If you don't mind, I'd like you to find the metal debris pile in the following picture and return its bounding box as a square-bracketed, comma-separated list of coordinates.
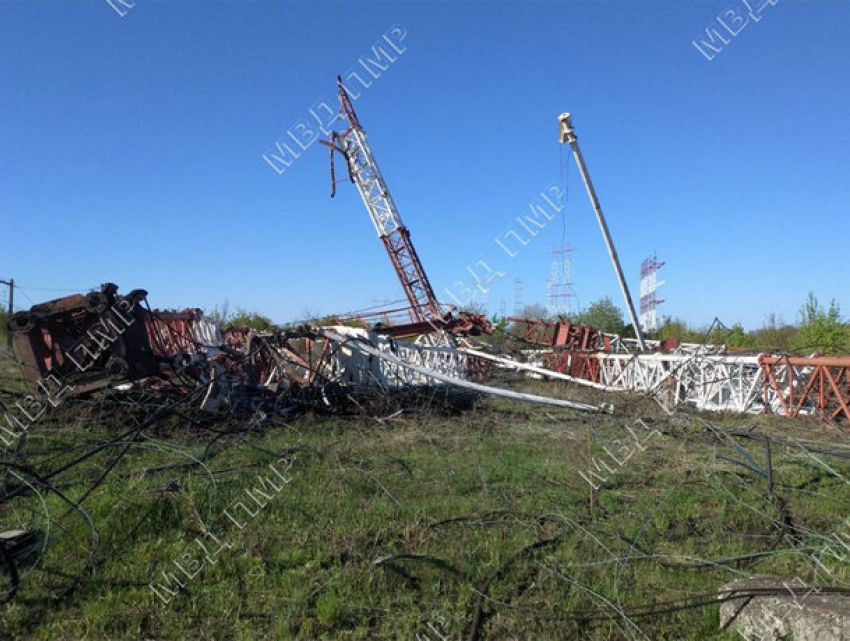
[5, 284, 600, 419]
[7, 282, 850, 435]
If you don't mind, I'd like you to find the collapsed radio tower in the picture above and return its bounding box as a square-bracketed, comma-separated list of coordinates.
[321, 77, 441, 324]
[319, 76, 490, 338]
[546, 245, 573, 318]
[639, 253, 665, 333]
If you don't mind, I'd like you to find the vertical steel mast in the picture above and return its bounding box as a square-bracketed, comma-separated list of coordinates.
[558, 112, 647, 352]
[323, 77, 442, 324]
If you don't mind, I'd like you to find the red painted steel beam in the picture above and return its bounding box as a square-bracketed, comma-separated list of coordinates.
[759, 354, 850, 424]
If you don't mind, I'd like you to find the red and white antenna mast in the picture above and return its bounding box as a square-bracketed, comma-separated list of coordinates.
[322, 76, 442, 324]
[640, 253, 666, 332]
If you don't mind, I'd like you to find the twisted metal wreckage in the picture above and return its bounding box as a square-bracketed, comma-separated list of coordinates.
[5, 284, 850, 425]
[3, 283, 599, 416]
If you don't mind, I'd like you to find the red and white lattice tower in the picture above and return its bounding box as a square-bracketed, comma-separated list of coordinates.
[546, 245, 573, 318]
[639, 253, 665, 332]
[323, 77, 442, 324]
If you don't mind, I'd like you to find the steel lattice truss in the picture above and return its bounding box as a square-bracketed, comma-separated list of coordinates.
[325, 77, 441, 324]
[590, 352, 765, 413]
[322, 326, 469, 388]
[543, 349, 850, 422]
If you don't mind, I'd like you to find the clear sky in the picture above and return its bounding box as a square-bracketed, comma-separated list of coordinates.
[1, 0, 848, 329]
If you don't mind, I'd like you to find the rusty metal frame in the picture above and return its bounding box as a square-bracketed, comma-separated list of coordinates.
[759, 355, 850, 422]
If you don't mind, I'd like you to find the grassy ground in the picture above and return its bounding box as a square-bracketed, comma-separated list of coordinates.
[1, 350, 849, 640]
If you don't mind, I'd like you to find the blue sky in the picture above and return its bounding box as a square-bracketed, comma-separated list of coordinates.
[1, 0, 848, 329]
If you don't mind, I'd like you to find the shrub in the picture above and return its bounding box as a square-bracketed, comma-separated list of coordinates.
[796, 292, 847, 354]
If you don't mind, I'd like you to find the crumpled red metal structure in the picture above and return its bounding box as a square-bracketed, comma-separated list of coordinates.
[509, 317, 608, 351]
[8, 284, 156, 397]
[12, 287, 850, 425]
[8, 284, 237, 403]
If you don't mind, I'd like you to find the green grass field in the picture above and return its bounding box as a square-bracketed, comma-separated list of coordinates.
[1, 350, 849, 640]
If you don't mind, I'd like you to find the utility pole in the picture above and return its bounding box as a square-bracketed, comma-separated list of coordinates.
[0, 278, 13, 350]
[558, 113, 647, 351]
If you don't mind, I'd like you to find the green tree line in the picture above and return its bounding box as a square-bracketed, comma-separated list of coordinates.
[653, 293, 848, 353]
[488, 292, 849, 354]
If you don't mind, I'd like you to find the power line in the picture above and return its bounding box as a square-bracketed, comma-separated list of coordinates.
[15, 288, 34, 307]
[14, 284, 93, 293]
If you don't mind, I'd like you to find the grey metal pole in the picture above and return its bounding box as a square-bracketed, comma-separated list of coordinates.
[8, 279, 13, 350]
[1, 279, 12, 350]
[558, 113, 647, 352]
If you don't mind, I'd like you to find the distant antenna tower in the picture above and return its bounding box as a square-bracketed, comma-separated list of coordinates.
[514, 277, 522, 315]
[500, 298, 506, 317]
[546, 245, 573, 318]
[639, 253, 665, 332]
